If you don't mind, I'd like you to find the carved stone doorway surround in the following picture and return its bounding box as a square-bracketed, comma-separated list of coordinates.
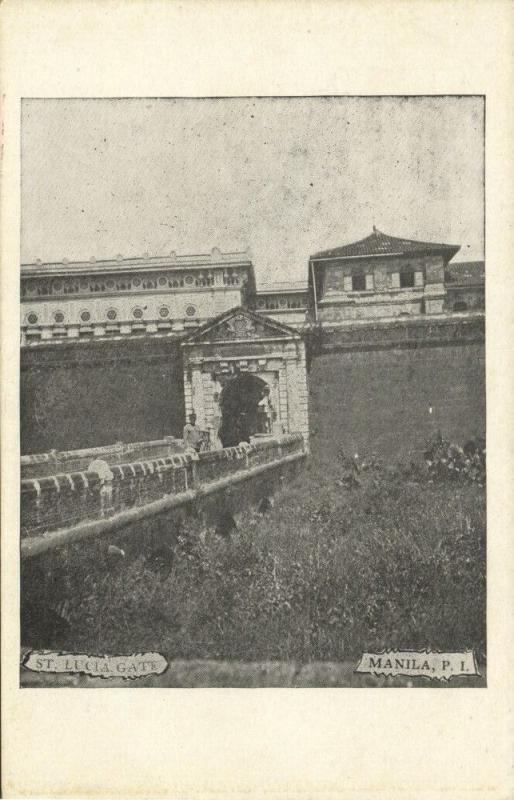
[181, 307, 309, 449]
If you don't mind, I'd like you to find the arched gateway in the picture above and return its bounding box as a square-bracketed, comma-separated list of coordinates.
[181, 307, 309, 449]
[218, 372, 269, 447]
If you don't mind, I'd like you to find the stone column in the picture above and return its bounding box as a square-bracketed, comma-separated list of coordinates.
[296, 342, 310, 448]
[277, 363, 289, 434]
[183, 365, 194, 418]
[423, 258, 446, 314]
[285, 355, 300, 435]
[285, 343, 309, 448]
[201, 369, 215, 432]
[191, 363, 205, 427]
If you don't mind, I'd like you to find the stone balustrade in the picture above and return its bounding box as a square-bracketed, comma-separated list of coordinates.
[21, 437, 185, 479]
[20, 434, 305, 556]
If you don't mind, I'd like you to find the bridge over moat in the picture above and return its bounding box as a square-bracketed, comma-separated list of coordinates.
[21, 433, 307, 559]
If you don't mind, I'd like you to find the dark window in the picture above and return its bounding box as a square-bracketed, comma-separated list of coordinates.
[400, 270, 415, 288]
[453, 301, 468, 312]
[352, 273, 366, 291]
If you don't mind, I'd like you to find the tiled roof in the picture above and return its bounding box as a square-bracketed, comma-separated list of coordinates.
[311, 228, 460, 260]
[256, 280, 308, 294]
[445, 261, 485, 286]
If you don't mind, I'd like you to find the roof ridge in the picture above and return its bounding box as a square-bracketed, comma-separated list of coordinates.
[311, 228, 460, 260]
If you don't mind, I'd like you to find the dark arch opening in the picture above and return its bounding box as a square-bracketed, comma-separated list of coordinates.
[219, 372, 269, 448]
[453, 301, 468, 312]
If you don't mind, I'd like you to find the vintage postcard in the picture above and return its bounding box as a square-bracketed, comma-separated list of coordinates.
[1, 2, 513, 798]
[18, 94, 486, 689]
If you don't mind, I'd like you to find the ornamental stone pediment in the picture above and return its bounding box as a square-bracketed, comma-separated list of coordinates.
[182, 306, 300, 346]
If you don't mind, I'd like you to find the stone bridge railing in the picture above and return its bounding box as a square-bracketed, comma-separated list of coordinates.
[21, 437, 185, 479]
[21, 434, 306, 559]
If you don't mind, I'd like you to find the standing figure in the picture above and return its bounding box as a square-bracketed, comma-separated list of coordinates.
[183, 412, 203, 453]
[210, 391, 223, 450]
[257, 385, 273, 434]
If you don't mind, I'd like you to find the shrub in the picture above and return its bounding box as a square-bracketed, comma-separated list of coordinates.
[22, 438, 486, 664]
[424, 434, 485, 485]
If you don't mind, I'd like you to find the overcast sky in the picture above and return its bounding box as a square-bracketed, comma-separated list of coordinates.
[21, 97, 484, 283]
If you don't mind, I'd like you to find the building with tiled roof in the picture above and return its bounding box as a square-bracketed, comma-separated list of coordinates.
[445, 261, 485, 285]
[309, 227, 461, 325]
[312, 228, 460, 261]
[19, 230, 484, 455]
[444, 261, 485, 313]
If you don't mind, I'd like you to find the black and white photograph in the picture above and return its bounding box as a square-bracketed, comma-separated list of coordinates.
[19, 95, 486, 688]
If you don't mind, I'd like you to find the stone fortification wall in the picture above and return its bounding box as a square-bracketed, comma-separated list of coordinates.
[309, 341, 485, 463]
[21, 337, 185, 454]
[317, 312, 484, 352]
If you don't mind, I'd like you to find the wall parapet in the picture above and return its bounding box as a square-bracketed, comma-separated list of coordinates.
[21, 437, 185, 479]
[20, 434, 306, 558]
[317, 312, 484, 353]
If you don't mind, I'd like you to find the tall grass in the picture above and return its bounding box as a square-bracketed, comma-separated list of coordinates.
[25, 441, 485, 663]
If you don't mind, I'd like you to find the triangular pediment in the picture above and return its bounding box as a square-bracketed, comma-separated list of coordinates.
[183, 306, 300, 345]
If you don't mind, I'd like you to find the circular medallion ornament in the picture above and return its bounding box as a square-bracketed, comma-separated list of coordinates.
[54, 311, 65, 324]
[185, 305, 196, 317]
[159, 306, 170, 318]
[185, 275, 194, 285]
[159, 276, 166, 286]
[133, 307, 143, 319]
[133, 277, 141, 287]
[107, 308, 117, 321]
[233, 315, 250, 335]
[80, 310, 91, 323]
[27, 312, 38, 325]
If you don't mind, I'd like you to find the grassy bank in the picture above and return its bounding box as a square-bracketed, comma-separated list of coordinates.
[23, 440, 486, 663]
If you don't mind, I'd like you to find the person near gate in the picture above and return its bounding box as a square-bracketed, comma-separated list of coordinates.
[183, 412, 204, 453]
